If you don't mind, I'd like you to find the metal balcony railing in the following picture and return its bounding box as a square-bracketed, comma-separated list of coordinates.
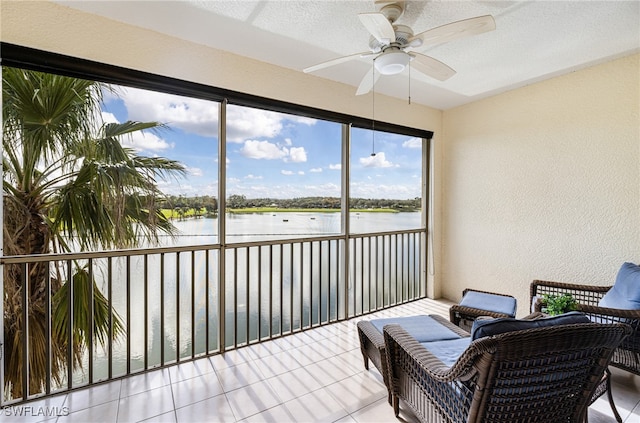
[0, 228, 427, 405]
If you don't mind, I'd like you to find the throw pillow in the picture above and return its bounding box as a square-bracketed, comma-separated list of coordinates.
[599, 262, 640, 310]
[470, 311, 590, 341]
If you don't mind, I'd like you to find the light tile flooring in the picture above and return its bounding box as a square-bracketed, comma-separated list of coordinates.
[4, 298, 639, 423]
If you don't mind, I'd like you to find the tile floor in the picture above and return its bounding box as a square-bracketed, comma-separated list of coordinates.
[3, 298, 639, 422]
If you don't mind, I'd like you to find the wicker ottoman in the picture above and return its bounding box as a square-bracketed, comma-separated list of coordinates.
[357, 314, 469, 403]
[449, 288, 517, 332]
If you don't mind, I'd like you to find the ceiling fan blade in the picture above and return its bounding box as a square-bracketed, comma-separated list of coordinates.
[356, 67, 381, 96]
[408, 15, 495, 49]
[359, 12, 396, 44]
[410, 53, 456, 81]
[303, 51, 374, 73]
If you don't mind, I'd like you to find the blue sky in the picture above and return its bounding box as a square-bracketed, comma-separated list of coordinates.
[102, 86, 423, 199]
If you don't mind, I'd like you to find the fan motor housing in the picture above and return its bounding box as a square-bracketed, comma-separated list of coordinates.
[369, 24, 413, 52]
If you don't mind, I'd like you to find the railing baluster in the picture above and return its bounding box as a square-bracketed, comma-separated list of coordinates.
[318, 241, 323, 324]
[309, 241, 314, 327]
[373, 237, 377, 309]
[327, 240, 332, 322]
[269, 244, 273, 339]
[338, 240, 342, 320]
[126, 256, 131, 374]
[88, 258, 94, 384]
[360, 238, 364, 314]
[299, 242, 304, 331]
[401, 233, 405, 303]
[384, 235, 389, 307]
[245, 247, 250, 345]
[66, 260, 73, 390]
[108, 257, 113, 379]
[367, 237, 371, 312]
[191, 251, 196, 358]
[417, 233, 420, 297]
[21, 263, 29, 400]
[257, 246, 262, 341]
[176, 252, 181, 362]
[45, 262, 51, 395]
[144, 254, 149, 369]
[289, 243, 294, 334]
[279, 244, 283, 336]
[205, 251, 210, 353]
[160, 253, 165, 366]
[233, 247, 238, 348]
[395, 234, 400, 304]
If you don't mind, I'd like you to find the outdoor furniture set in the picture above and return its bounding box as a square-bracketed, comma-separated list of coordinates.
[357, 262, 640, 423]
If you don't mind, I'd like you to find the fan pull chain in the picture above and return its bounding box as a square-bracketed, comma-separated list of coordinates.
[408, 62, 412, 105]
[371, 62, 376, 156]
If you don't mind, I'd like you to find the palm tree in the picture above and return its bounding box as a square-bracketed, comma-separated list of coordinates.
[2, 68, 186, 398]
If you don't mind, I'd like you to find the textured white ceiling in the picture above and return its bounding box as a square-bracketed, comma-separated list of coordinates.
[55, 0, 640, 110]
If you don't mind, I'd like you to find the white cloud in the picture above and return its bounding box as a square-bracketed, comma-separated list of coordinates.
[284, 138, 293, 146]
[245, 174, 263, 180]
[286, 146, 307, 163]
[309, 168, 323, 173]
[329, 163, 342, 170]
[298, 171, 305, 175]
[281, 170, 294, 175]
[227, 107, 283, 143]
[359, 152, 397, 168]
[186, 167, 203, 177]
[226, 107, 317, 143]
[112, 87, 317, 143]
[239, 140, 308, 163]
[402, 137, 422, 149]
[121, 131, 173, 152]
[240, 140, 288, 160]
[101, 111, 118, 124]
[113, 88, 318, 143]
[115, 87, 219, 137]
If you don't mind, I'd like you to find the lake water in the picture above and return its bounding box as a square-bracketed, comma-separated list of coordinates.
[167, 211, 422, 245]
[77, 211, 422, 384]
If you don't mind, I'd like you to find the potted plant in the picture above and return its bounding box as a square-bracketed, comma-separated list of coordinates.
[541, 293, 578, 316]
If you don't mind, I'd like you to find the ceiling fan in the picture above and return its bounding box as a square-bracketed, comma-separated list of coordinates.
[303, 1, 496, 95]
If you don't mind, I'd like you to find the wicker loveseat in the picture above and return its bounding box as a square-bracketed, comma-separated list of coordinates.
[383, 319, 631, 423]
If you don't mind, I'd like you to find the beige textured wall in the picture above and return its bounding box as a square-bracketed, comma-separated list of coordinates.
[441, 54, 640, 314]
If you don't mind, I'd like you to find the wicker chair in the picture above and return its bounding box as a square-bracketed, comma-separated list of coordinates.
[530, 280, 640, 375]
[531, 279, 640, 421]
[449, 288, 517, 332]
[383, 322, 631, 423]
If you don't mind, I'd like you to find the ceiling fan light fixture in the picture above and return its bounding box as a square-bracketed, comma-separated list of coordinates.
[374, 50, 410, 75]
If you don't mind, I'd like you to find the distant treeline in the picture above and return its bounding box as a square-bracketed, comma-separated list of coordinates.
[161, 195, 421, 214]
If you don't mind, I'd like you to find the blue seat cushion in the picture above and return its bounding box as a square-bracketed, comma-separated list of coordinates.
[599, 262, 640, 310]
[420, 337, 471, 367]
[371, 315, 462, 343]
[470, 311, 590, 341]
[459, 291, 517, 317]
